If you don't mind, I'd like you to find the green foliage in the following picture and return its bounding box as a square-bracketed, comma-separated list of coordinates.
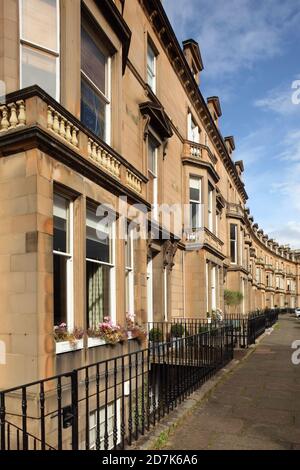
[170, 323, 185, 338]
[224, 289, 244, 307]
[199, 325, 209, 334]
[149, 328, 163, 342]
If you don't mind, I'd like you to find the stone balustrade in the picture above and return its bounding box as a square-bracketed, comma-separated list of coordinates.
[0, 87, 147, 199]
[189, 143, 201, 158]
[126, 169, 142, 194]
[0, 100, 26, 131]
[47, 106, 79, 148]
[88, 138, 121, 179]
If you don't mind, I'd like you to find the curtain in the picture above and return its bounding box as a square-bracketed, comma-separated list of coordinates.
[87, 262, 109, 328]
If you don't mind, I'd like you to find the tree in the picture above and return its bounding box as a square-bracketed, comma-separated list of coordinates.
[224, 289, 244, 314]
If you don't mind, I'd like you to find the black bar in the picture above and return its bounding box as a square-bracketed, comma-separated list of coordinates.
[70, 370, 79, 451]
[0, 392, 5, 450]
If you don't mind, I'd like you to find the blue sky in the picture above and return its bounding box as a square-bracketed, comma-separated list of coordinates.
[164, 0, 300, 248]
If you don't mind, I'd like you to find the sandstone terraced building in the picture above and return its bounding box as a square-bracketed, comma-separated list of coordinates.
[0, 0, 299, 392]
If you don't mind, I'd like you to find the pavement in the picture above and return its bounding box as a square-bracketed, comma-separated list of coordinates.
[164, 315, 300, 450]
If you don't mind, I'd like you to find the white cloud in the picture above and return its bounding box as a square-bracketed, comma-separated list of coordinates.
[268, 221, 300, 249]
[277, 129, 300, 162]
[164, 0, 300, 78]
[254, 81, 300, 116]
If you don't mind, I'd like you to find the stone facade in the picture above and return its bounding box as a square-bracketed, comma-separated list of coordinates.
[0, 0, 299, 389]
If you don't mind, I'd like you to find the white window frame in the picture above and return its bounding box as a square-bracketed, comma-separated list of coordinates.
[206, 262, 209, 313]
[215, 211, 219, 238]
[125, 224, 134, 315]
[147, 41, 157, 93]
[187, 113, 200, 143]
[230, 224, 238, 265]
[89, 400, 121, 450]
[208, 184, 214, 232]
[81, 23, 112, 144]
[19, 0, 60, 101]
[163, 267, 168, 322]
[147, 256, 153, 323]
[189, 176, 202, 229]
[53, 194, 74, 330]
[211, 265, 217, 312]
[148, 136, 158, 220]
[240, 229, 243, 267]
[86, 209, 116, 324]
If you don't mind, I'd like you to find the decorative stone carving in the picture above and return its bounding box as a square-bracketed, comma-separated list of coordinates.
[163, 240, 178, 271]
[142, 114, 151, 141]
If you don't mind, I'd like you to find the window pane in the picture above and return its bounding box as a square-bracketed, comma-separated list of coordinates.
[21, 0, 58, 51]
[191, 202, 199, 229]
[190, 187, 200, 201]
[53, 194, 68, 253]
[125, 235, 132, 269]
[147, 43, 156, 90]
[81, 25, 106, 94]
[230, 241, 236, 263]
[81, 79, 106, 140]
[147, 45, 155, 70]
[189, 177, 200, 201]
[86, 209, 111, 263]
[230, 224, 236, 240]
[148, 139, 157, 174]
[87, 261, 110, 328]
[53, 254, 67, 325]
[22, 44, 57, 98]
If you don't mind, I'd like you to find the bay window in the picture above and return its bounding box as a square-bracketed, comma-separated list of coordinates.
[81, 21, 111, 143]
[230, 224, 237, 264]
[53, 193, 73, 328]
[86, 207, 115, 329]
[20, 0, 60, 100]
[125, 224, 134, 315]
[189, 176, 201, 229]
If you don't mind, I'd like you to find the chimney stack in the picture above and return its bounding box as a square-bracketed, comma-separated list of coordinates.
[207, 96, 222, 127]
[182, 39, 204, 86]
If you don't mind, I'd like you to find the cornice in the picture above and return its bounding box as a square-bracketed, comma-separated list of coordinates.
[244, 216, 299, 266]
[139, 0, 248, 202]
[94, 0, 132, 74]
[181, 157, 220, 183]
[0, 125, 150, 209]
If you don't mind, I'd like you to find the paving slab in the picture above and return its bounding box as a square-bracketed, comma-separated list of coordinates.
[164, 315, 300, 450]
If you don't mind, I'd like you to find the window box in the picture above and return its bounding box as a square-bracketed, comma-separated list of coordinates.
[55, 339, 83, 355]
[87, 337, 106, 348]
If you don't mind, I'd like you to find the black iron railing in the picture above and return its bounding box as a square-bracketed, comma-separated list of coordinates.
[147, 308, 280, 351]
[0, 326, 234, 451]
